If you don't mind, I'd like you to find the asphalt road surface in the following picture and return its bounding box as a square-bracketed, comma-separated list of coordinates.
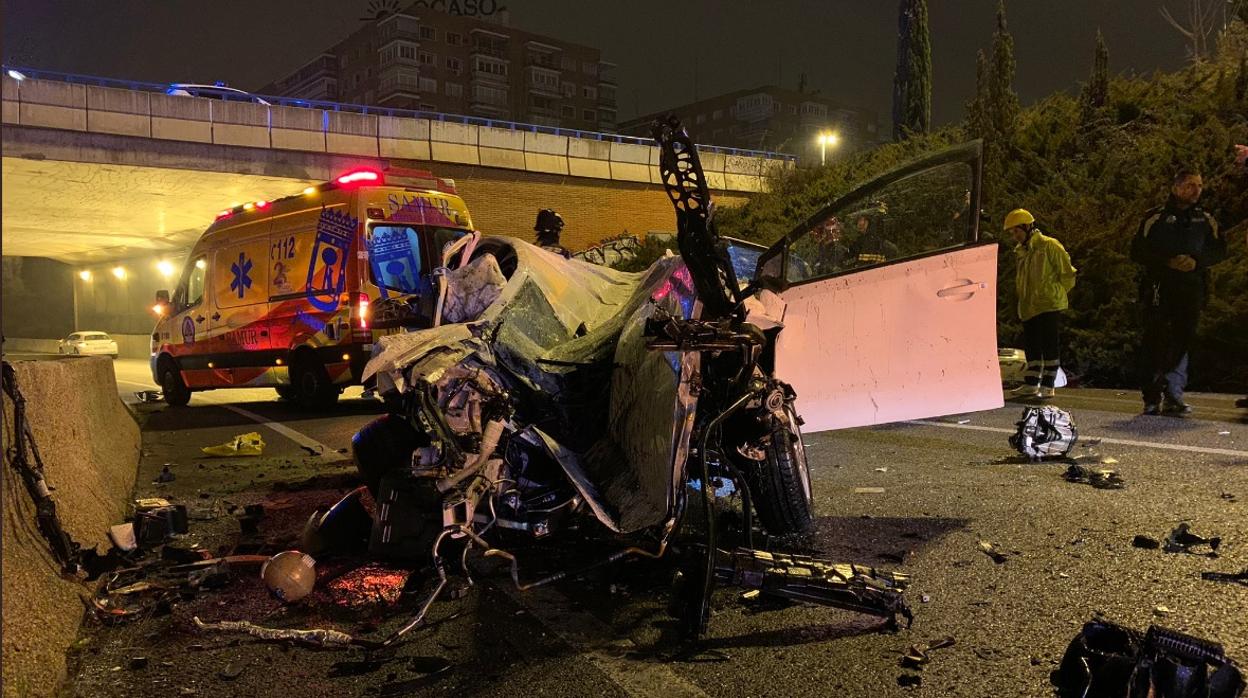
[64, 360, 1248, 697]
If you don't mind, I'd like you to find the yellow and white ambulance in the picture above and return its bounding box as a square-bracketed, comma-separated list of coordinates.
[150, 167, 474, 407]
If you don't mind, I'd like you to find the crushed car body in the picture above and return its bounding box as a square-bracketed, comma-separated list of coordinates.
[353, 116, 1003, 642]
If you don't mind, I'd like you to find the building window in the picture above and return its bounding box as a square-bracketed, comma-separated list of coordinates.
[364, 90, 375, 103]
[340, 55, 349, 68]
[399, 44, 416, 60]
[581, 85, 596, 100]
[561, 105, 575, 118]
[531, 69, 558, 89]
[581, 61, 597, 75]
[789, 104, 797, 115]
[446, 57, 462, 74]
[419, 76, 437, 93]
[560, 55, 577, 71]
[418, 51, 436, 66]
[474, 58, 507, 76]
[447, 32, 463, 46]
[419, 25, 436, 40]
[695, 113, 706, 124]
[472, 84, 508, 105]
[354, 73, 362, 88]
[445, 82, 462, 98]
[562, 82, 576, 98]
[583, 108, 596, 121]
[530, 95, 554, 110]
[712, 109, 723, 120]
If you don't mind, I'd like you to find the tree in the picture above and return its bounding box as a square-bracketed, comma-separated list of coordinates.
[1159, 0, 1226, 61]
[1080, 31, 1111, 128]
[892, 0, 932, 140]
[988, 1, 1020, 145]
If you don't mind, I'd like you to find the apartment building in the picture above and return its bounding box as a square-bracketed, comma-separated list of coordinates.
[620, 86, 879, 159]
[260, 7, 618, 131]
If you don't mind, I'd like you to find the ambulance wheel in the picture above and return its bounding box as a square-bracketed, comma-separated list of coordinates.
[292, 356, 339, 409]
[274, 385, 296, 402]
[159, 360, 191, 408]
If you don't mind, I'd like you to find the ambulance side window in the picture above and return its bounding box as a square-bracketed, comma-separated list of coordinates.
[179, 257, 206, 310]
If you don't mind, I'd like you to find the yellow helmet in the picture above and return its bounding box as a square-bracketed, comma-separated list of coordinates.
[1003, 209, 1035, 230]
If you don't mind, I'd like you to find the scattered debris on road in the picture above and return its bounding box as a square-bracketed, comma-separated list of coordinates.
[1201, 568, 1248, 587]
[1153, 605, 1173, 616]
[978, 540, 1009, 564]
[1053, 619, 1245, 698]
[854, 487, 887, 494]
[134, 390, 163, 403]
[1132, 535, 1162, 549]
[191, 617, 365, 648]
[1010, 406, 1078, 460]
[201, 432, 265, 457]
[1063, 463, 1125, 489]
[900, 636, 956, 669]
[1164, 522, 1221, 557]
[259, 551, 317, 602]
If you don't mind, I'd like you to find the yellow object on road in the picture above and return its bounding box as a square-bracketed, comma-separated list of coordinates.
[202, 431, 265, 457]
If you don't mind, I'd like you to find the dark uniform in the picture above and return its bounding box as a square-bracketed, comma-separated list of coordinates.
[1130, 198, 1225, 408]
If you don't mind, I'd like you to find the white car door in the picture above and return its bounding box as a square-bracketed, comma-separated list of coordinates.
[754, 142, 1003, 433]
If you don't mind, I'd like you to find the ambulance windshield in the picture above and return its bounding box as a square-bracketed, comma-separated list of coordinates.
[366, 225, 467, 295]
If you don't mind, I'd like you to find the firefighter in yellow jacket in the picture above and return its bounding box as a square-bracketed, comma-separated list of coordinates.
[1006, 209, 1077, 398]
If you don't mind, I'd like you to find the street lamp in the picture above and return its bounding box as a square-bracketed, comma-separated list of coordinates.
[816, 131, 840, 166]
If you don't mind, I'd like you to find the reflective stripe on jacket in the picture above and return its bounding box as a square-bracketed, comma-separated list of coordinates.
[1015, 230, 1077, 321]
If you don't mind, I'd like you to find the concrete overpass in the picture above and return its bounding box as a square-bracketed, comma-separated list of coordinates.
[1, 69, 794, 265]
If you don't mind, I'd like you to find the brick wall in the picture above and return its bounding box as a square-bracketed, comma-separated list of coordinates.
[428, 162, 753, 250]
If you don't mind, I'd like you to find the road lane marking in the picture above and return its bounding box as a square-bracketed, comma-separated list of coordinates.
[493, 582, 710, 698]
[1007, 394, 1243, 416]
[219, 404, 340, 460]
[907, 419, 1248, 459]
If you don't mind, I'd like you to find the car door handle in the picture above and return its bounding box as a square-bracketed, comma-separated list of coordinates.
[211, 312, 221, 321]
[195, 315, 205, 323]
[937, 279, 985, 299]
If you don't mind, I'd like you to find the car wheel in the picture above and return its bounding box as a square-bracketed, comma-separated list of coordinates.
[291, 355, 339, 410]
[740, 405, 815, 537]
[352, 414, 429, 495]
[159, 361, 191, 407]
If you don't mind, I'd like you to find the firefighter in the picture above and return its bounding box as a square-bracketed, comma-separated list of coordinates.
[1005, 209, 1077, 399]
[1131, 168, 1226, 416]
[534, 208, 570, 258]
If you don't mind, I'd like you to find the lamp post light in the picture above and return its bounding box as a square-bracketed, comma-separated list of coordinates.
[816, 131, 840, 166]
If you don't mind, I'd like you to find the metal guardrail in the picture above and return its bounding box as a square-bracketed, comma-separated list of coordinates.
[2, 65, 798, 162]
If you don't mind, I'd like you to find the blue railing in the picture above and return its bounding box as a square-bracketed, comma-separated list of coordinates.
[3, 65, 798, 162]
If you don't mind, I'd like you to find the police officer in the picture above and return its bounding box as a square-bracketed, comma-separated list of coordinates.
[1131, 168, 1226, 416]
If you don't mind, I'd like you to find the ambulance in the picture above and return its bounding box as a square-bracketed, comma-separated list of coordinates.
[150, 167, 474, 408]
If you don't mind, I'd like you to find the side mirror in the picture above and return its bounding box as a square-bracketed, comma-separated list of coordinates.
[156, 290, 171, 304]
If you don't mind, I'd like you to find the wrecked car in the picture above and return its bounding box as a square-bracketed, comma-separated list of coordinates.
[352, 117, 1004, 642]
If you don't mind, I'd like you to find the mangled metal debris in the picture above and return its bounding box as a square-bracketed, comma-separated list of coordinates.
[1009, 406, 1078, 460]
[191, 617, 363, 648]
[1201, 568, 1248, 587]
[1164, 522, 1222, 557]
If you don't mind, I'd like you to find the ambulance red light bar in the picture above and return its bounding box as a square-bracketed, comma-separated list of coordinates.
[335, 169, 383, 186]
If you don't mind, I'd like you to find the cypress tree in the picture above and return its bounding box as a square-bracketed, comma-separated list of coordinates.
[987, 1, 1020, 145]
[967, 49, 992, 140]
[892, 0, 932, 140]
[1080, 31, 1110, 128]
[1236, 53, 1247, 102]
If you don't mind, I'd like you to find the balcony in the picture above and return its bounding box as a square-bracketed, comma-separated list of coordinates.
[470, 43, 509, 60]
[598, 62, 617, 85]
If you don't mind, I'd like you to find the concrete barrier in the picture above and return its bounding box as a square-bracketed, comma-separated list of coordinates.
[4, 76, 790, 193]
[2, 358, 141, 698]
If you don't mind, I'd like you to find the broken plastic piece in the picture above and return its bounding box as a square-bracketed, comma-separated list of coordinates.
[1063, 464, 1125, 489]
[155, 465, 175, 483]
[109, 524, 137, 552]
[1132, 535, 1161, 550]
[201, 432, 265, 457]
[134, 390, 163, 403]
[1201, 569, 1248, 587]
[1164, 522, 1221, 556]
[1054, 619, 1245, 698]
[978, 540, 1008, 564]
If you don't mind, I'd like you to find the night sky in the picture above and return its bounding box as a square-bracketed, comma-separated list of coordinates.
[2, 0, 1192, 130]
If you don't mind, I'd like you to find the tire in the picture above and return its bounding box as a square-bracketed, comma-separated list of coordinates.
[352, 414, 428, 495]
[159, 360, 191, 407]
[741, 406, 814, 536]
[291, 354, 339, 409]
[274, 385, 297, 402]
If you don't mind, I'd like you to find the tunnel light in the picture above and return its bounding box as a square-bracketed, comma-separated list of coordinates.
[7, 70, 26, 81]
[195, 259, 206, 269]
[302, 186, 317, 195]
[78, 270, 92, 281]
[112, 266, 127, 280]
[156, 260, 175, 278]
